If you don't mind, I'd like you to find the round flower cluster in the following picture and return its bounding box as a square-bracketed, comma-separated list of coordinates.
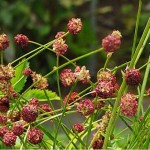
[125, 69, 141, 86]
[120, 93, 138, 117]
[77, 99, 94, 116]
[72, 123, 84, 133]
[14, 34, 29, 48]
[0, 33, 10, 50]
[102, 30, 122, 53]
[63, 92, 80, 106]
[27, 128, 43, 145]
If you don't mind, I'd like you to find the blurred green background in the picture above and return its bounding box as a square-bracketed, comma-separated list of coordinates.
[0, 0, 150, 86]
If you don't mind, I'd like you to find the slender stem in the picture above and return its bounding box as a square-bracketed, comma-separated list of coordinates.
[11, 45, 46, 65]
[137, 56, 150, 117]
[0, 51, 3, 64]
[103, 53, 112, 70]
[56, 56, 62, 99]
[20, 125, 30, 150]
[53, 82, 77, 149]
[131, 0, 142, 58]
[129, 18, 150, 68]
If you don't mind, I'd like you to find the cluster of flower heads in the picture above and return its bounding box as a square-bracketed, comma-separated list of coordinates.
[0, 97, 53, 147]
[52, 18, 82, 56]
[0, 17, 150, 149]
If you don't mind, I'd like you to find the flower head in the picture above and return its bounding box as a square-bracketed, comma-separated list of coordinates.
[102, 30, 122, 53]
[52, 38, 68, 56]
[27, 128, 43, 145]
[2, 131, 17, 147]
[63, 92, 80, 106]
[55, 31, 66, 41]
[23, 68, 32, 76]
[0, 97, 9, 112]
[96, 81, 114, 98]
[120, 93, 138, 117]
[77, 99, 94, 116]
[14, 34, 29, 48]
[72, 123, 84, 133]
[60, 69, 76, 87]
[22, 104, 38, 122]
[125, 69, 141, 86]
[97, 70, 116, 85]
[31, 72, 48, 89]
[12, 123, 24, 136]
[0, 33, 10, 50]
[0, 126, 9, 138]
[75, 66, 91, 84]
[67, 18, 82, 34]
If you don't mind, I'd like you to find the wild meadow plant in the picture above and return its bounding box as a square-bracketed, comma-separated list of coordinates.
[0, 3, 150, 149]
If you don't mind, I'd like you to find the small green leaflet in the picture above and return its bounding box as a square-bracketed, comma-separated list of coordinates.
[11, 59, 29, 92]
[23, 89, 60, 101]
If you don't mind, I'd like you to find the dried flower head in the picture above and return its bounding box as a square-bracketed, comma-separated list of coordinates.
[96, 81, 114, 98]
[31, 72, 48, 89]
[102, 30, 122, 53]
[67, 18, 82, 34]
[60, 69, 76, 87]
[27, 128, 43, 145]
[0, 33, 10, 50]
[14, 34, 29, 48]
[75, 66, 91, 84]
[22, 104, 38, 122]
[120, 93, 138, 117]
[125, 69, 141, 86]
[77, 99, 94, 116]
[72, 123, 84, 133]
[52, 38, 68, 56]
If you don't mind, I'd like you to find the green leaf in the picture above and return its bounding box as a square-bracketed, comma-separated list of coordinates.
[22, 89, 60, 101]
[11, 59, 29, 92]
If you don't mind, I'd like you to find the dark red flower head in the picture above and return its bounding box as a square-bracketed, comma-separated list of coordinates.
[14, 34, 29, 48]
[125, 69, 141, 86]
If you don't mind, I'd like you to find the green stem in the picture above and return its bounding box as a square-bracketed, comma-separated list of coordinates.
[20, 125, 30, 150]
[56, 56, 62, 99]
[53, 82, 77, 149]
[130, 18, 150, 68]
[137, 56, 150, 117]
[103, 53, 112, 70]
[131, 0, 142, 58]
[0, 51, 3, 64]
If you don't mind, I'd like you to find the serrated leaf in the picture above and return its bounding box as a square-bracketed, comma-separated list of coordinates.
[11, 59, 29, 92]
[23, 89, 60, 101]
